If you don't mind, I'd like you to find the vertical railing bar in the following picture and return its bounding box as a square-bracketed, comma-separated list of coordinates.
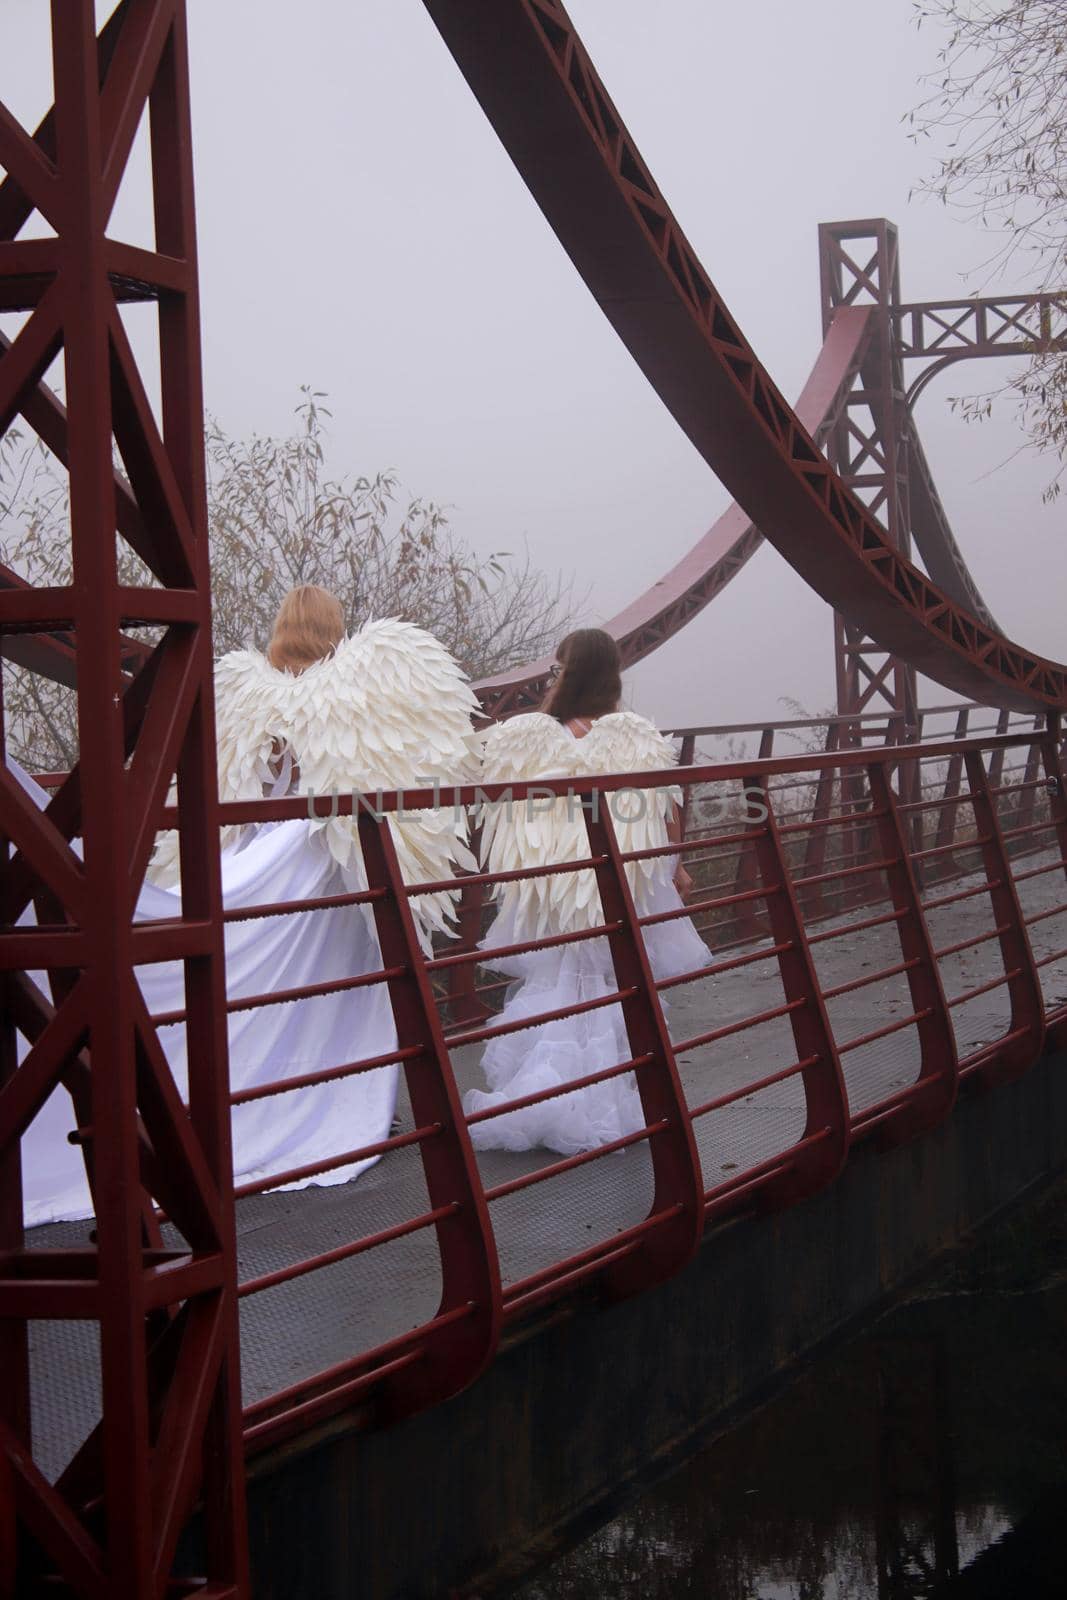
[960, 749, 1045, 1082]
[905, 709, 926, 868]
[1011, 716, 1047, 840]
[738, 773, 848, 1203]
[581, 795, 703, 1292]
[932, 707, 969, 884]
[1037, 714, 1067, 886]
[1035, 714, 1067, 1055]
[677, 733, 696, 843]
[842, 720, 875, 912]
[987, 708, 1012, 790]
[731, 728, 774, 940]
[800, 721, 840, 921]
[861, 764, 957, 1138]
[358, 811, 501, 1414]
[444, 851, 489, 1028]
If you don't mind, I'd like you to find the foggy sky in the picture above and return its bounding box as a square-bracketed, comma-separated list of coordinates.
[4, 1, 1064, 735]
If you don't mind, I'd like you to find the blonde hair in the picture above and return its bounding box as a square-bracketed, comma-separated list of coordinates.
[266, 584, 345, 674]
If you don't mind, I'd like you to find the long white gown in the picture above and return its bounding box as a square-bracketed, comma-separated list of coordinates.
[22, 809, 399, 1225]
[19, 617, 479, 1225]
[462, 712, 709, 1155]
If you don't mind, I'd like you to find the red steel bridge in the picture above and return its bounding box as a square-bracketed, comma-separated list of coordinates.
[2, 3, 1067, 1597]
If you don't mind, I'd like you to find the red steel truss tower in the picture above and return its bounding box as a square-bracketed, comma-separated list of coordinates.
[820, 220, 919, 739]
[0, 3, 248, 1595]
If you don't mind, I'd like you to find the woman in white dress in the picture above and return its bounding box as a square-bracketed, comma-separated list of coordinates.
[22, 585, 479, 1224]
[463, 628, 708, 1156]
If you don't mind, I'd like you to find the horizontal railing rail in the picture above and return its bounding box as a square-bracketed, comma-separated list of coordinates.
[150, 724, 1052, 829]
[665, 699, 1001, 741]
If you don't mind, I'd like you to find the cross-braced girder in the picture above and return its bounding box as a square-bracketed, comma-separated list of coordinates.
[0, 4, 247, 1595]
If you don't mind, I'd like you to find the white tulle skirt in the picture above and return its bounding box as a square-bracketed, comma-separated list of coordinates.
[13, 758, 399, 1226]
[463, 877, 710, 1155]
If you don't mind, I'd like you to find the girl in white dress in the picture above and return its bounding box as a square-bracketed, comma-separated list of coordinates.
[463, 629, 708, 1155]
[22, 585, 479, 1224]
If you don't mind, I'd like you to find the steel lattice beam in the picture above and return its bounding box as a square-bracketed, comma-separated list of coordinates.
[432, 0, 1067, 714]
[897, 290, 1067, 362]
[476, 255, 1065, 720]
[0, 4, 248, 1595]
[820, 220, 919, 736]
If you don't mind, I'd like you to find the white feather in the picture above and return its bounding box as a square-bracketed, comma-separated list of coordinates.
[148, 619, 479, 946]
[476, 710, 681, 941]
[148, 649, 293, 888]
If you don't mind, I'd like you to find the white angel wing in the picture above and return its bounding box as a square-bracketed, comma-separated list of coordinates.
[478, 710, 680, 941]
[147, 648, 291, 887]
[286, 618, 480, 944]
[213, 649, 296, 805]
[478, 712, 576, 786]
[477, 713, 595, 939]
[579, 712, 681, 911]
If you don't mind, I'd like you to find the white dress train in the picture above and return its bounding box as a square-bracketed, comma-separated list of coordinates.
[18, 615, 480, 1226]
[461, 710, 710, 1156]
[17, 767, 399, 1226]
[464, 879, 708, 1155]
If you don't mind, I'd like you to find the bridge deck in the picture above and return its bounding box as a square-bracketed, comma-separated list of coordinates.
[26, 850, 1067, 1481]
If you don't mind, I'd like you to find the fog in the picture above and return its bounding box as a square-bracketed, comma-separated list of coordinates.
[4, 0, 1064, 732]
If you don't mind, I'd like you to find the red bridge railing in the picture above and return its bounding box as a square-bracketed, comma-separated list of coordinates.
[138, 714, 1067, 1455]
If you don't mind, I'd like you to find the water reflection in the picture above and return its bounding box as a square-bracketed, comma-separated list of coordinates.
[513, 1215, 1067, 1599]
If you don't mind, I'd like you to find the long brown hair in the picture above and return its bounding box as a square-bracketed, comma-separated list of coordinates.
[266, 584, 345, 674]
[542, 628, 622, 724]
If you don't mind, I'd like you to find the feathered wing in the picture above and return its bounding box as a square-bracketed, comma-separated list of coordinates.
[147, 649, 292, 886]
[478, 710, 680, 941]
[477, 713, 590, 940]
[285, 618, 480, 944]
[578, 712, 681, 911]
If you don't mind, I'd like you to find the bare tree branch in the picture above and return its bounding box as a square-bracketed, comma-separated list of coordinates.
[908, 1, 1067, 497]
[1, 389, 576, 770]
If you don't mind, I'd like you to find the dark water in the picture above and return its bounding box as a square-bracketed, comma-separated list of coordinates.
[510, 1187, 1067, 1600]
